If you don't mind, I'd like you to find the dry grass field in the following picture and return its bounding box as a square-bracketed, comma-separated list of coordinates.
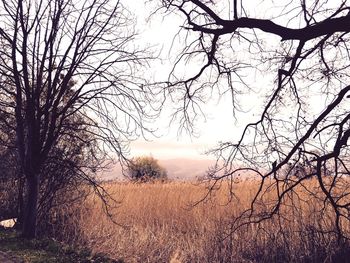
[56, 179, 350, 263]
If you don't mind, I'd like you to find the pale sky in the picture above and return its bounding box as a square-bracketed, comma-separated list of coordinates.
[124, 0, 331, 160]
[125, 0, 276, 160]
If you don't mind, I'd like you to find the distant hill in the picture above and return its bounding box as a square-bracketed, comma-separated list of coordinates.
[98, 158, 215, 181]
[159, 158, 215, 180]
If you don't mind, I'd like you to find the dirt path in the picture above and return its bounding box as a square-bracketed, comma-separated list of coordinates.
[0, 251, 23, 263]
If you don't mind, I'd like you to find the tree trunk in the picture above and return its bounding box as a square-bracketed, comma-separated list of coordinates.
[22, 173, 39, 239]
[15, 176, 25, 229]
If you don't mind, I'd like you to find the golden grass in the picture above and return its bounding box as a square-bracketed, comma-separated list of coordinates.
[64, 179, 350, 262]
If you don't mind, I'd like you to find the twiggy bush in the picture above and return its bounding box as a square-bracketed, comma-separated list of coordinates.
[127, 156, 167, 182]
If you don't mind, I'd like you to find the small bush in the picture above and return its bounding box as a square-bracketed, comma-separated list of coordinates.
[127, 156, 167, 182]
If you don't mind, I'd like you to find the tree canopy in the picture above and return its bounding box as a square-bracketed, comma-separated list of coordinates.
[157, 0, 350, 238]
[0, 0, 154, 238]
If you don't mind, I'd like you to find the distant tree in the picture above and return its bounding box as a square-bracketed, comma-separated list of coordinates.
[127, 156, 167, 182]
[0, 0, 154, 238]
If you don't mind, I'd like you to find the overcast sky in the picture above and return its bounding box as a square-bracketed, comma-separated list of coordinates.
[123, 0, 335, 160]
[123, 0, 277, 160]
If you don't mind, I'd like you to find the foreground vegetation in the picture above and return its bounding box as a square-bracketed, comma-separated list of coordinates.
[0, 228, 119, 263]
[53, 179, 350, 263]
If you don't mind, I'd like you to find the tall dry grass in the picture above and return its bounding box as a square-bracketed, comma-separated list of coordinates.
[58, 179, 350, 262]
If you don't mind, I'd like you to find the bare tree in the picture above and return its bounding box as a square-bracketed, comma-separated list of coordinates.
[0, 0, 155, 238]
[0, 104, 103, 235]
[157, 0, 350, 239]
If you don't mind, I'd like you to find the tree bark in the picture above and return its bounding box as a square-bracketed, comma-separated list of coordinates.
[22, 172, 39, 239]
[15, 175, 25, 229]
